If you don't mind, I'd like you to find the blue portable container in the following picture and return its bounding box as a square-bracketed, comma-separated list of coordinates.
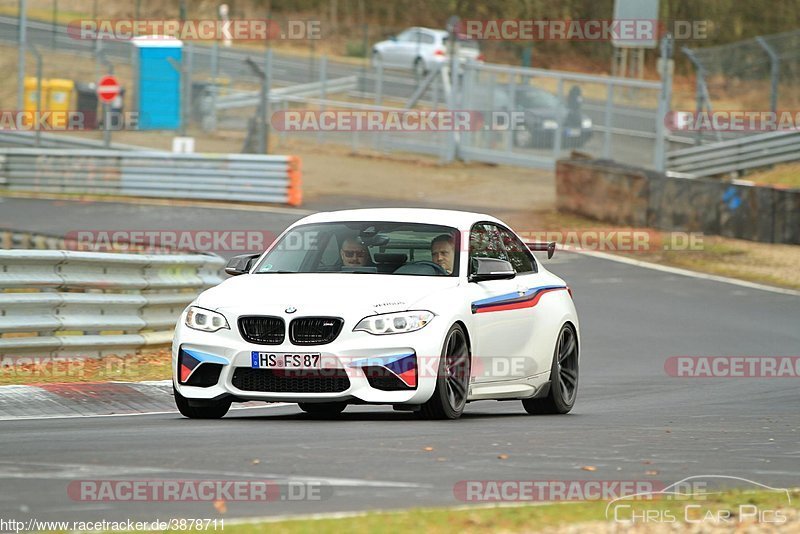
[132, 37, 183, 130]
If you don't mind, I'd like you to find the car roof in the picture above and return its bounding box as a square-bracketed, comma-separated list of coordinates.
[407, 26, 448, 37]
[294, 208, 503, 230]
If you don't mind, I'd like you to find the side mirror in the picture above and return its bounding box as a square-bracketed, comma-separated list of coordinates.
[469, 257, 516, 283]
[224, 253, 260, 276]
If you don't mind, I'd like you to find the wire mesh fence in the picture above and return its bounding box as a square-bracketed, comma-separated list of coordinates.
[683, 29, 800, 117]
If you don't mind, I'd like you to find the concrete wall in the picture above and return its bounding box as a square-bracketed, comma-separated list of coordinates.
[556, 157, 800, 245]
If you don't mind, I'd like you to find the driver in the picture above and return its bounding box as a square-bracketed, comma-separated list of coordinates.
[431, 234, 455, 274]
[340, 237, 371, 267]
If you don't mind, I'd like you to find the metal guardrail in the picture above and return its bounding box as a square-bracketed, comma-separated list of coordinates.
[216, 76, 358, 110]
[0, 249, 224, 357]
[0, 130, 153, 150]
[0, 148, 303, 205]
[666, 129, 800, 177]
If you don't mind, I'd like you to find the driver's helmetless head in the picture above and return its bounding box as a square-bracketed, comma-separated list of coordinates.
[431, 234, 455, 274]
[340, 237, 369, 266]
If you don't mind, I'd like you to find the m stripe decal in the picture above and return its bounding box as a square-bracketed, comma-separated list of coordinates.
[471, 285, 567, 314]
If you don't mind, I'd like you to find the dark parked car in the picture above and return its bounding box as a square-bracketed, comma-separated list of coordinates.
[476, 85, 594, 149]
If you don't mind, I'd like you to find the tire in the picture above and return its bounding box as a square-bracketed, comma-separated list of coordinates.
[298, 402, 347, 416]
[414, 57, 427, 79]
[418, 324, 471, 420]
[174, 386, 231, 419]
[522, 323, 578, 415]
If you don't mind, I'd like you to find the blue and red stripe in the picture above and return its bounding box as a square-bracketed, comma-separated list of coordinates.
[350, 353, 417, 388]
[471, 285, 567, 314]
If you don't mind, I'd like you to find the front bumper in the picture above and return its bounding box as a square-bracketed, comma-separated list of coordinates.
[172, 321, 447, 405]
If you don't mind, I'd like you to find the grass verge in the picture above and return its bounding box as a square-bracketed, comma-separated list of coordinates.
[502, 210, 800, 291]
[741, 162, 800, 189]
[0, 348, 171, 386]
[211, 489, 799, 534]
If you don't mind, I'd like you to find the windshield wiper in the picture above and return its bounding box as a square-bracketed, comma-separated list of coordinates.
[256, 270, 296, 274]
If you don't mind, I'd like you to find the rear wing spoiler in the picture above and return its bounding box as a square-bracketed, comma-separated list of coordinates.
[525, 241, 557, 259]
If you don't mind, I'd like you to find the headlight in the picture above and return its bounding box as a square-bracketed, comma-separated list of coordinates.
[581, 117, 592, 128]
[542, 119, 558, 129]
[354, 311, 434, 335]
[185, 306, 229, 332]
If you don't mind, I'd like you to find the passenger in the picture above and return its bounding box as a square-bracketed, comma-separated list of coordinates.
[340, 237, 371, 267]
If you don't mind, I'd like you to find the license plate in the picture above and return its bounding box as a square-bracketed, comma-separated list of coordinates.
[566, 128, 581, 137]
[251, 352, 322, 369]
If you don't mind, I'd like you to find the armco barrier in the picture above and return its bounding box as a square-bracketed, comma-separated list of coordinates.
[556, 156, 800, 245]
[0, 250, 225, 358]
[0, 149, 302, 206]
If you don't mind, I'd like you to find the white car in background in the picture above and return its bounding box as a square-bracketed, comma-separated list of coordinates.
[372, 27, 483, 77]
[173, 209, 579, 420]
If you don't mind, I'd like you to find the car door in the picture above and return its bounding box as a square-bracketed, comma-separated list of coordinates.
[383, 29, 414, 67]
[466, 223, 532, 384]
[411, 30, 436, 68]
[495, 225, 557, 379]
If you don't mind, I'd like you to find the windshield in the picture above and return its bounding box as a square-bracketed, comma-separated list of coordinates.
[255, 222, 460, 276]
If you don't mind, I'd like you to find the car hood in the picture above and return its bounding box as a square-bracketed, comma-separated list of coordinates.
[196, 273, 460, 317]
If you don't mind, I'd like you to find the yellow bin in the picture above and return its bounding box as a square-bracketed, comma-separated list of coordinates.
[23, 77, 49, 128]
[47, 78, 75, 129]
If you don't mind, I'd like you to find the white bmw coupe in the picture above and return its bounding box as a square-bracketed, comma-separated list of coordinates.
[173, 209, 580, 420]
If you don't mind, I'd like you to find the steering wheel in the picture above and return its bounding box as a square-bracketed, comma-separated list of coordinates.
[406, 260, 448, 275]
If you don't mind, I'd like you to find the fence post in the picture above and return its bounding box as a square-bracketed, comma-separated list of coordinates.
[755, 37, 779, 115]
[317, 55, 327, 145]
[374, 60, 383, 151]
[505, 73, 517, 154]
[552, 77, 563, 159]
[17, 0, 27, 113]
[31, 45, 42, 148]
[654, 34, 673, 171]
[603, 83, 613, 159]
[264, 48, 272, 153]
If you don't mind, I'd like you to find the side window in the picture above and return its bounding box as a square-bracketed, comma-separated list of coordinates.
[469, 223, 508, 273]
[419, 32, 435, 45]
[396, 30, 413, 42]
[498, 227, 536, 274]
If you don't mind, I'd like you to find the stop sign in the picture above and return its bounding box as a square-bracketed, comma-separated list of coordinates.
[97, 75, 120, 103]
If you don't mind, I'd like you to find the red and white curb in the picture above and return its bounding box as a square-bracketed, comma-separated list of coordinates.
[0, 380, 286, 420]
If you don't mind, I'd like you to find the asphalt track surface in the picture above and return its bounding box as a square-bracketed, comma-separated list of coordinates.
[1, 197, 799, 523]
